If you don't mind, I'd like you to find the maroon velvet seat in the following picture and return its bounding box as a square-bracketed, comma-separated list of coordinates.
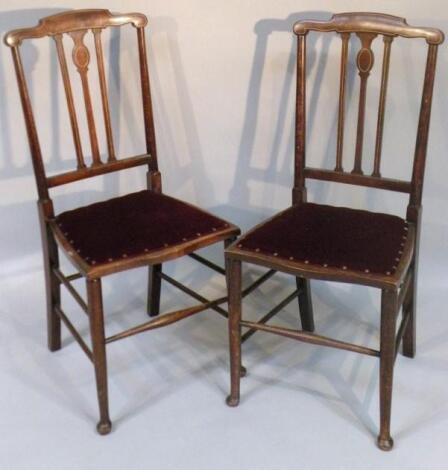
[236, 203, 409, 277]
[56, 190, 232, 266]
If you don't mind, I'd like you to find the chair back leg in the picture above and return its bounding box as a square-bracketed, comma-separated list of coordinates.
[378, 288, 398, 450]
[402, 264, 417, 357]
[147, 264, 162, 317]
[296, 277, 315, 332]
[87, 278, 112, 435]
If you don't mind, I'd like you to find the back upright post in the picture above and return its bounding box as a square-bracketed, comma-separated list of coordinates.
[293, 33, 307, 205]
[136, 26, 160, 189]
[403, 43, 440, 358]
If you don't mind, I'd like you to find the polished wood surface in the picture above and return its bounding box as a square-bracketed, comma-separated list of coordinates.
[293, 12, 444, 44]
[4, 9, 147, 46]
[4, 9, 241, 435]
[226, 12, 443, 451]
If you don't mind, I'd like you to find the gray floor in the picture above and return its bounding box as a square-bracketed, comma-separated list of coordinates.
[1, 243, 447, 470]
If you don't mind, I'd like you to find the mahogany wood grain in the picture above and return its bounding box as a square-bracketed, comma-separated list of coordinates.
[69, 30, 101, 165]
[226, 12, 443, 451]
[293, 12, 444, 44]
[54, 34, 85, 168]
[93, 29, 116, 162]
[353, 33, 376, 175]
[335, 33, 349, 172]
[5, 9, 241, 436]
[373, 36, 393, 177]
[293, 34, 306, 204]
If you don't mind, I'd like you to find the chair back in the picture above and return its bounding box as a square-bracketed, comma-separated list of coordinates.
[4, 9, 158, 204]
[292, 12, 444, 223]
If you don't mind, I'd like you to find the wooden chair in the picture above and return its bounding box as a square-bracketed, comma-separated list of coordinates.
[4, 9, 243, 435]
[225, 12, 444, 450]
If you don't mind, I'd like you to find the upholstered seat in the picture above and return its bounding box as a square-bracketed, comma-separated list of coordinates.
[236, 203, 409, 277]
[56, 189, 235, 266]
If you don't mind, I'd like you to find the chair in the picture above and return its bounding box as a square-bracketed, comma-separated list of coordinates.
[4, 9, 242, 435]
[225, 12, 443, 450]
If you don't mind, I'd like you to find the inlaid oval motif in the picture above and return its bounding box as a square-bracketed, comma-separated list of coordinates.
[356, 48, 374, 74]
[73, 44, 90, 70]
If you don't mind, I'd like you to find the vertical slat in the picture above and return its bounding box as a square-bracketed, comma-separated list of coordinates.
[353, 33, 376, 175]
[54, 35, 86, 169]
[69, 30, 101, 166]
[136, 27, 158, 170]
[293, 34, 307, 204]
[10, 46, 49, 200]
[409, 44, 439, 211]
[93, 29, 116, 162]
[335, 33, 350, 172]
[373, 36, 393, 177]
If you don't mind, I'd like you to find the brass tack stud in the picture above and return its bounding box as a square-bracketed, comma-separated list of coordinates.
[85, 256, 90, 260]
[395, 257, 400, 262]
[91, 260, 96, 265]
[164, 243, 169, 248]
[224, 224, 229, 227]
[323, 263, 328, 268]
[237, 244, 243, 248]
[386, 271, 391, 275]
[404, 226, 408, 231]
[402, 235, 407, 240]
[212, 227, 217, 232]
[255, 248, 260, 252]
[182, 238, 187, 242]
[108, 258, 113, 262]
[273, 252, 278, 257]
[304, 260, 309, 264]
[342, 266, 347, 270]
[400, 242, 405, 247]
[364, 269, 370, 273]
[122, 254, 127, 258]
[69, 240, 74, 244]
[393, 265, 397, 270]
[144, 248, 149, 252]
[196, 232, 201, 236]
[289, 256, 294, 260]
[63, 232, 68, 236]
[76, 249, 81, 253]
[398, 250, 403, 255]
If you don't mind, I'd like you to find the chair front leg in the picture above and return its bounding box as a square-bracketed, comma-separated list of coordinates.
[377, 288, 398, 451]
[87, 278, 112, 435]
[147, 264, 162, 317]
[296, 277, 315, 332]
[226, 257, 242, 406]
[40, 218, 61, 352]
[402, 265, 416, 358]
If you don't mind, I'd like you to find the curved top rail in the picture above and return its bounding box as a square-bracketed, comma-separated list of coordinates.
[4, 9, 147, 47]
[293, 12, 444, 44]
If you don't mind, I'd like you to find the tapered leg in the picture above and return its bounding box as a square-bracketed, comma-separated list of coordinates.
[377, 288, 398, 451]
[39, 210, 61, 352]
[296, 277, 315, 332]
[402, 266, 416, 358]
[87, 278, 111, 435]
[147, 264, 162, 317]
[226, 258, 242, 406]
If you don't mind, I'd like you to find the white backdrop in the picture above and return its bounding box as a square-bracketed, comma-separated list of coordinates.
[1, 1, 447, 469]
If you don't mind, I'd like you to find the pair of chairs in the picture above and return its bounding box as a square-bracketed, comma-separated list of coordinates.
[5, 10, 443, 450]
